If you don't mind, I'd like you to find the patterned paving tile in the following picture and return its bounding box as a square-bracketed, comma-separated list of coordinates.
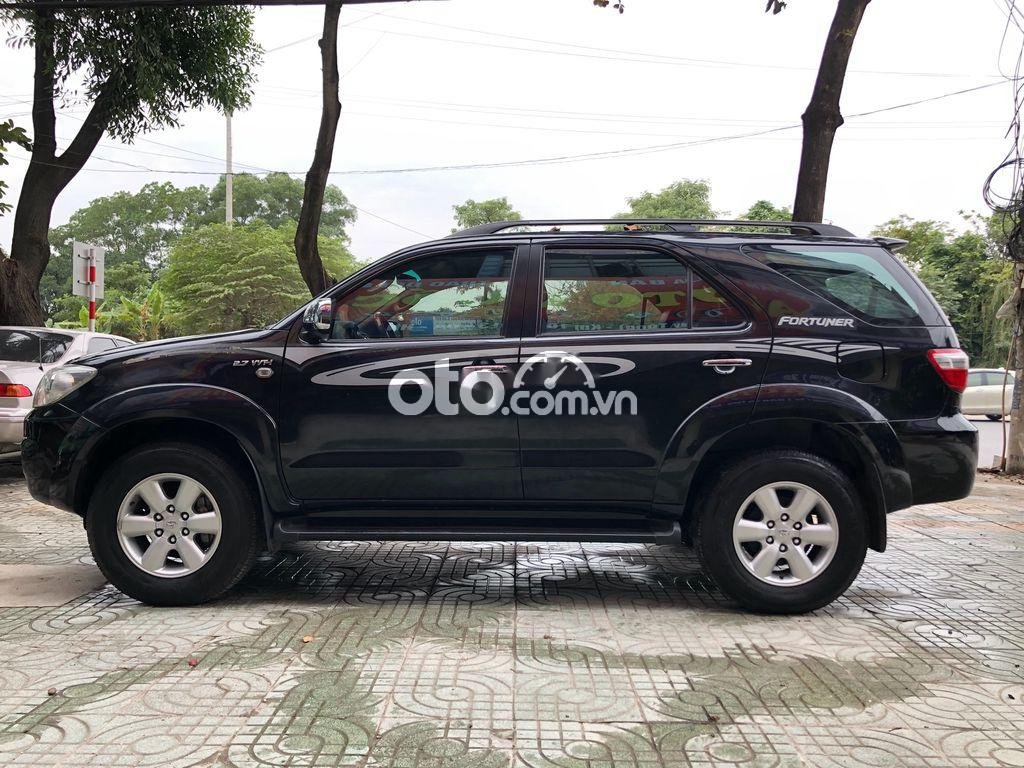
[0, 472, 1022, 766]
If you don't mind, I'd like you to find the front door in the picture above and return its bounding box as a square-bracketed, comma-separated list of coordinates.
[279, 244, 526, 501]
[516, 240, 770, 502]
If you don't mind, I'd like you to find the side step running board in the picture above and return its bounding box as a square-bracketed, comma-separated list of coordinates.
[274, 515, 681, 545]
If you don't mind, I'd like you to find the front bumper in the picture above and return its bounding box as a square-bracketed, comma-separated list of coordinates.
[891, 413, 978, 505]
[21, 404, 103, 514]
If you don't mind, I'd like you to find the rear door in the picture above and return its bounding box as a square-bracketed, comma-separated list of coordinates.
[516, 239, 771, 502]
[279, 243, 527, 501]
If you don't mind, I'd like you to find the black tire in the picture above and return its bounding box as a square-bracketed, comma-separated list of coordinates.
[694, 450, 868, 614]
[986, 414, 1003, 421]
[86, 442, 260, 606]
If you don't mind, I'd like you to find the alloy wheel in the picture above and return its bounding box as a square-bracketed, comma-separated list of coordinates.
[732, 481, 839, 587]
[115, 473, 223, 578]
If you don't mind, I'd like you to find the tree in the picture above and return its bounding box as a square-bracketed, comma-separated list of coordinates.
[203, 172, 356, 236]
[294, 2, 343, 298]
[616, 180, 716, 220]
[112, 285, 171, 341]
[43, 182, 207, 314]
[872, 215, 1013, 367]
[0, 119, 31, 216]
[160, 221, 359, 336]
[452, 198, 522, 231]
[870, 215, 952, 264]
[743, 200, 792, 221]
[783, 0, 872, 222]
[48, 260, 153, 328]
[0, 5, 260, 326]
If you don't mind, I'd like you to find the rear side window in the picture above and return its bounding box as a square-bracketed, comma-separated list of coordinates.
[743, 245, 944, 326]
[967, 372, 988, 387]
[542, 248, 744, 334]
[87, 337, 117, 354]
[0, 330, 73, 363]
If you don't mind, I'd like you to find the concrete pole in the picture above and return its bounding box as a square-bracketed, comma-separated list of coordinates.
[1006, 263, 1024, 473]
[225, 112, 234, 227]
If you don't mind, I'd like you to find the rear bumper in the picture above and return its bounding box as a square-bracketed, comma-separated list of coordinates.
[0, 409, 28, 450]
[891, 414, 978, 505]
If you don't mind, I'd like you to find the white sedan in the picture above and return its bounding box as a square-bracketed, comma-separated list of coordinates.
[961, 368, 1016, 421]
[0, 327, 133, 454]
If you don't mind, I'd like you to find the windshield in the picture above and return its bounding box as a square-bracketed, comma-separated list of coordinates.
[0, 330, 74, 364]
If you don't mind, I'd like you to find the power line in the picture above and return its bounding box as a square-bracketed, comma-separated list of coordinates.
[5, 80, 1005, 178]
[367, 10, 1000, 79]
[342, 23, 1004, 80]
[253, 88, 1008, 127]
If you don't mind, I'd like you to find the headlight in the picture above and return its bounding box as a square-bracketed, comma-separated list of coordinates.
[33, 365, 97, 408]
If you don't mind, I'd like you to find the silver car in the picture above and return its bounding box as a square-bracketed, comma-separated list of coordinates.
[0, 327, 134, 454]
[961, 368, 1016, 421]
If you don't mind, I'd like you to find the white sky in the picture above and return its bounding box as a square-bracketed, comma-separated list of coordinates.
[0, 0, 1019, 262]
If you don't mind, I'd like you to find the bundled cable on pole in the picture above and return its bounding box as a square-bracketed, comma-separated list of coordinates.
[983, 0, 1024, 472]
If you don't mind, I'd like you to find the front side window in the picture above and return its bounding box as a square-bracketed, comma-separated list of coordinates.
[967, 371, 987, 388]
[330, 249, 513, 340]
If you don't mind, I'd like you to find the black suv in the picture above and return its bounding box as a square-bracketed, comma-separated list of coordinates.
[22, 220, 978, 612]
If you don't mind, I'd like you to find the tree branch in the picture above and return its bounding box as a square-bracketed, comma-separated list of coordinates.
[54, 74, 119, 191]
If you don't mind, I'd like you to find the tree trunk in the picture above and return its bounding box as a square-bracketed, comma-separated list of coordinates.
[0, 8, 116, 326]
[294, 1, 342, 297]
[792, 0, 870, 223]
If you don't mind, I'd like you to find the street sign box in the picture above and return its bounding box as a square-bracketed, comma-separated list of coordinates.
[72, 242, 104, 300]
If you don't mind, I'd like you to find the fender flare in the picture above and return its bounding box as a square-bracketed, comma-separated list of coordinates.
[72, 384, 298, 544]
[655, 383, 913, 552]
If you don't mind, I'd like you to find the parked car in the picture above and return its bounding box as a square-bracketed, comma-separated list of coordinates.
[1, 328, 133, 454]
[961, 368, 1015, 421]
[21, 220, 978, 612]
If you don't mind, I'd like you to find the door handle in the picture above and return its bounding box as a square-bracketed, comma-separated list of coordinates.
[702, 358, 752, 375]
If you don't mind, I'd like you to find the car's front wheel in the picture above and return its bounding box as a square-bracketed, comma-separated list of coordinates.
[986, 414, 1003, 421]
[87, 443, 260, 606]
[695, 450, 868, 614]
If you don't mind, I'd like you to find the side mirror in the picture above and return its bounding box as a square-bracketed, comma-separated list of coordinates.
[301, 298, 333, 343]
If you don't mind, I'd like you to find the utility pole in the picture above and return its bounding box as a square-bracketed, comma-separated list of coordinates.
[225, 111, 234, 227]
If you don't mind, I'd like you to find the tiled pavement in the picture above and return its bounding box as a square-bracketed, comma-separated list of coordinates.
[0, 470, 1022, 767]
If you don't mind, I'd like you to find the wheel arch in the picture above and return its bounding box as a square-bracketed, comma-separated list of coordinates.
[72, 384, 298, 549]
[666, 417, 908, 553]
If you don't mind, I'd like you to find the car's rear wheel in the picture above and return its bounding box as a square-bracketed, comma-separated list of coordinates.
[694, 450, 868, 614]
[986, 414, 1003, 421]
[87, 443, 259, 606]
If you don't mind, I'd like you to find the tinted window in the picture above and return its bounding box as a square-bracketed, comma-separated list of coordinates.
[692, 275, 745, 328]
[744, 245, 942, 325]
[542, 249, 692, 334]
[334, 249, 513, 339]
[87, 337, 117, 354]
[0, 330, 73, 364]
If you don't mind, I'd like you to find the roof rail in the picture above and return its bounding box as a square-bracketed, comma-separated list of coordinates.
[449, 219, 856, 239]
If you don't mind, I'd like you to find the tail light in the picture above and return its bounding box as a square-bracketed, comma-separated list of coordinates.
[927, 348, 969, 393]
[0, 384, 33, 398]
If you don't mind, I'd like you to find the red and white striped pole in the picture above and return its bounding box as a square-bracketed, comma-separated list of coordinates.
[87, 248, 96, 332]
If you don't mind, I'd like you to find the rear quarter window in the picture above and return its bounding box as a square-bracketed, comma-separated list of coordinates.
[742, 244, 945, 326]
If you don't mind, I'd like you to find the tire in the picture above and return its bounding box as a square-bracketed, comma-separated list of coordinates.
[986, 414, 1003, 421]
[694, 450, 868, 614]
[86, 442, 260, 606]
